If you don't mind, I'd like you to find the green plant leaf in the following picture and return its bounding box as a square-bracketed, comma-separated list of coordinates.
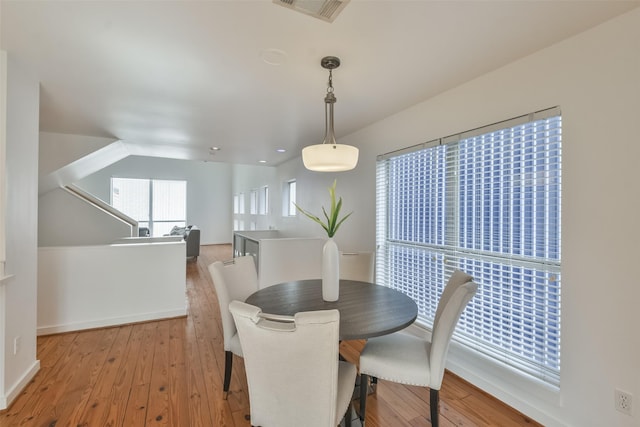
[294, 203, 330, 234]
[322, 206, 332, 227]
[333, 211, 353, 235]
[294, 180, 352, 238]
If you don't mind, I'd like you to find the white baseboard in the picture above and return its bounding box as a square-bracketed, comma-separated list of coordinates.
[0, 359, 40, 410]
[36, 308, 187, 336]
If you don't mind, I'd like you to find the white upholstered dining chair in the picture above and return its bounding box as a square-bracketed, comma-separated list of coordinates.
[358, 270, 477, 427]
[208, 255, 259, 399]
[229, 300, 358, 427]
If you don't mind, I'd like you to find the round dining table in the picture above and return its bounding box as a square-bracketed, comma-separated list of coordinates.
[245, 279, 418, 341]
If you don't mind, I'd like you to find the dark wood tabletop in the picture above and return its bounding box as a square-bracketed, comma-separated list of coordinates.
[245, 279, 418, 341]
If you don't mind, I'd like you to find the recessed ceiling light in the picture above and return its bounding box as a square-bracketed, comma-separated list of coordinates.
[258, 160, 267, 164]
[209, 146, 220, 151]
[276, 148, 286, 153]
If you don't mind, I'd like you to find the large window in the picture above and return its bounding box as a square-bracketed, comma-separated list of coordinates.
[111, 178, 187, 237]
[376, 107, 561, 386]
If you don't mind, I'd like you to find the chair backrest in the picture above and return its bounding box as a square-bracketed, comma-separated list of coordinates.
[339, 251, 375, 282]
[429, 270, 477, 389]
[229, 301, 342, 427]
[208, 256, 259, 351]
[432, 270, 473, 330]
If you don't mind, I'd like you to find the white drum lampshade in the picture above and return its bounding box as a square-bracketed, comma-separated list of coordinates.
[302, 143, 359, 172]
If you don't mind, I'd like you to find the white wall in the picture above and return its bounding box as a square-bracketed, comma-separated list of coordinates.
[38, 133, 130, 194]
[278, 9, 640, 426]
[231, 164, 279, 237]
[0, 52, 40, 409]
[255, 237, 325, 289]
[38, 242, 186, 335]
[38, 132, 118, 176]
[274, 150, 377, 253]
[77, 156, 233, 245]
[0, 54, 6, 275]
[38, 187, 133, 247]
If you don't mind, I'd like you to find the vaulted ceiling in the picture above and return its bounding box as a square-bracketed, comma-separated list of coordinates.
[2, 0, 638, 166]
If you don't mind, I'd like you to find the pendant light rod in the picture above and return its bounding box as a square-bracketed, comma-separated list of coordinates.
[322, 56, 340, 146]
[324, 77, 337, 145]
[302, 56, 359, 172]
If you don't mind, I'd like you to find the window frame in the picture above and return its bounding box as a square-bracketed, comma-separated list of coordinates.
[376, 107, 562, 387]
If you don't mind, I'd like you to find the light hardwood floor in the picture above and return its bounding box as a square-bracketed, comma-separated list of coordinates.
[0, 244, 540, 426]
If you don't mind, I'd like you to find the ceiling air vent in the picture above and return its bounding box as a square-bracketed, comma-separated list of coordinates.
[273, 0, 350, 23]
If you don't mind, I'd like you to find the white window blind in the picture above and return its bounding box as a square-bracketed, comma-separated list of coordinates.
[376, 107, 561, 386]
[111, 178, 187, 237]
[239, 193, 245, 214]
[259, 186, 269, 215]
[152, 180, 187, 236]
[112, 178, 150, 227]
[250, 189, 258, 215]
[284, 180, 297, 216]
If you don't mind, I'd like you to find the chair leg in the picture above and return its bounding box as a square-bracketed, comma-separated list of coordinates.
[223, 351, 233, 399]
[344, 398, 352, 427]
[359, 374, 368, 424]
[430, 388, 439, 427]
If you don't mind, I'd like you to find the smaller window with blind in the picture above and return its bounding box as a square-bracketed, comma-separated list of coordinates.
[238, 192, 246, 215]
[259, 186, 269, 215]
[250, 189, 258, 215]
[376, 107, 562, 387]
[282, 180, 297, 217]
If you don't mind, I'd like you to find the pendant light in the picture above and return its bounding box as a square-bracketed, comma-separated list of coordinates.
[302, 56, 359, 172]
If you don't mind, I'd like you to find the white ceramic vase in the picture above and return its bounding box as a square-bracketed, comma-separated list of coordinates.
[322, 238, 340, 301]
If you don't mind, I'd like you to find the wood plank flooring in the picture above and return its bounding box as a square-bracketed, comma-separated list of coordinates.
[0, 244, 541, 426]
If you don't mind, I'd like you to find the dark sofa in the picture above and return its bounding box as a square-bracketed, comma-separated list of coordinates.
[168, 225, 200, 259]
